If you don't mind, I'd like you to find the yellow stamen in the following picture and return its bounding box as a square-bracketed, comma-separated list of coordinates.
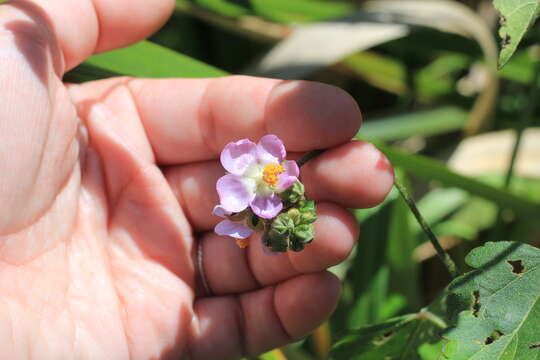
[236, 238, 249, 248]
[262, 163, 285, 187]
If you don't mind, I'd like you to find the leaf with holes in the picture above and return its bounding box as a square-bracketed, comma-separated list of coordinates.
[494, 0, 540, 69]
[330, 305, 448, 360]
[443, 241, 540, 359]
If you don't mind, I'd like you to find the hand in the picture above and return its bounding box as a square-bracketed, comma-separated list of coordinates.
[0, 1, 394, 359]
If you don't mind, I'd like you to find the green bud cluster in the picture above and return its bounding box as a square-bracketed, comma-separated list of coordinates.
[262, 181, 317, 252]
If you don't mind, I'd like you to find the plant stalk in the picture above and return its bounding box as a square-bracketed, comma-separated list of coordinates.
[297, 149, 325, 167]
[394, 180, 461, 278]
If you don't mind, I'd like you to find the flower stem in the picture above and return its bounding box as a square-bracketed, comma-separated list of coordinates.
[394, 179, 461, 278]
[297, 149, 325, 167]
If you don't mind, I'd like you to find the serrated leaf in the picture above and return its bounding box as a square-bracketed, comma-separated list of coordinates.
[444, 241, 540, 359]
[494, 0, 540, 69]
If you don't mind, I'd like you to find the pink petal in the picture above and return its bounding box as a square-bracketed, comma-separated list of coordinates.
[275, 160, 299, 191]
[215, 220, 253, 239]
[257, 134, 286, 165]
[212, 205, 230, 218]
[216, 174, 255, 213]
[250, 193, 283, 219]
[220, 139, 257, 175]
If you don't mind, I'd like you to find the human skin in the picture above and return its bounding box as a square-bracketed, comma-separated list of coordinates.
[0, 0, 394, 359]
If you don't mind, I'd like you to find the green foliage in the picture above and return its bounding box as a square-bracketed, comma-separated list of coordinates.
[376, 144, 540, 217]
[332, 241, 540, 359]
[360, 107, 468, 142]
[67, 41, 225, 82]
[330, 308, 446, 360]
[493, 0, 540, 68]
[178, 0, 354, 23]
[444, 241, 540, 359]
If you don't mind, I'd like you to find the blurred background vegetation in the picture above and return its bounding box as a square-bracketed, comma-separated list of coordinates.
[65, 0, 540, 359]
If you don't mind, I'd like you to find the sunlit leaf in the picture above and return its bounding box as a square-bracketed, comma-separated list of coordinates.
[360, 107, 468, 141]
[493, 0, 540, 69]
[77, 41, 226, 80]
[443, 241, 540, 359]
[376, 144, 540, 217]
[259, 349, 288, 360]
[179, 0, 353, 23]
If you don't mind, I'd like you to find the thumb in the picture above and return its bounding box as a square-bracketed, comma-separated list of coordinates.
[0, 0, 173, 233]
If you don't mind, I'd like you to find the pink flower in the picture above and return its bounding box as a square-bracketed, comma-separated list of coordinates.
[216, 134, 299, 220]
[212, 205, 253, 248]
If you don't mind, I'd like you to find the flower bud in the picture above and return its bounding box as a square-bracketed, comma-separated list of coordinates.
[294, 224, 314, 243]
[299, 200, 317, 224]
[280, 180, 305, 207]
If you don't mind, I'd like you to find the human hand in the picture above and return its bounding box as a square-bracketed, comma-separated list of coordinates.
[0, 0, 394, 359]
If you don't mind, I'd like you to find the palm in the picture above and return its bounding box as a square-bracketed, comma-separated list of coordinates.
[0, 1, 393, 359]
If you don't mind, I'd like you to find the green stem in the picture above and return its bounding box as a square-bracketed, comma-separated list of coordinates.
[297, 149, 325, 167]
[394, 179, 461, 278]
[416, 310, 447, 329]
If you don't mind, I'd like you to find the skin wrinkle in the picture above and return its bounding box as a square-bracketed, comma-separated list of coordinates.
[0, 51, 70, 236]
[125, 78, 157, 163]
[244, 238, 265, 289]
[233, 295, 247, 358]
[86, 0, 102, 58]
[240, 286, 291, 357]
[0, 165, 79, 261]
[197, 78, 220, 157]
[270, 285, 295, 342]
[5, 1, 64, 80]
[202, 234, 261, 295]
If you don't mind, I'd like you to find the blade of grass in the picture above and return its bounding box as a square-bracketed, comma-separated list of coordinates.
[376, 144, 540, 216]
[84, 40, 226, 78]
[359, 107, 468, 141]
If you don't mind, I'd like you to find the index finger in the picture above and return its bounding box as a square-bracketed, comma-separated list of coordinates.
[74, 75, 362, 164]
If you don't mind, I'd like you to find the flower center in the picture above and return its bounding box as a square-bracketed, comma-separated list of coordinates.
[262, 163, 285, 187]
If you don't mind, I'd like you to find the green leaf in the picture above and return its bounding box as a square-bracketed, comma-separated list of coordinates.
[331, 309, 446, 360]
[375, 144, 540, 217]
[341, 51, 408, 95]
[63, 63, 122, 83]
[178, 0, 353, 23]
[413, 188, 470, 236]
[331, 314, 418, 359]
[499, 48, 540, 84]
[258, 349, 287, 360]
[443, 241, 540, 359]
[81, 40, 226, 79]
[494, 0, 540, 68]
[344, 202, 394, 328]
[360, 107, 468, 142]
